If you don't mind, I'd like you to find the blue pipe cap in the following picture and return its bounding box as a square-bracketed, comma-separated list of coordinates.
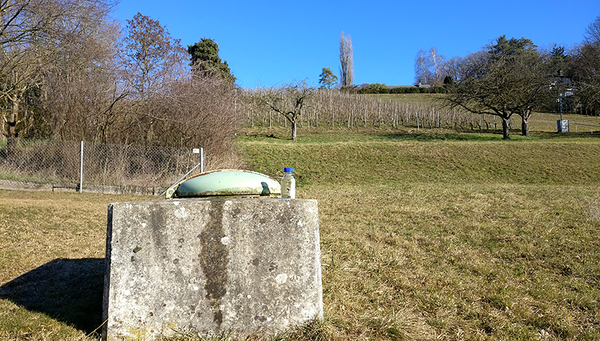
[167, 169, 281, 198]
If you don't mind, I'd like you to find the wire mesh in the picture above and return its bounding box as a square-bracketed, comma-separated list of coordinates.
[0, 138, 203, 190]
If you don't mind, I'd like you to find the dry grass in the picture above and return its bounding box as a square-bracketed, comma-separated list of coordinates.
[1, 119, 600, 340]
[236, 124, 600, 340]
[308, 183, 600, 340]
[0, 191, 151, 340]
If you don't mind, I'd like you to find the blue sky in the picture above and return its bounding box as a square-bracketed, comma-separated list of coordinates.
[113, 0, 600, 88]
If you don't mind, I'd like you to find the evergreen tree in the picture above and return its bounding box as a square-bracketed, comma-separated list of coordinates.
[188, 38, 235, 83]
[318, 68, 338, 89]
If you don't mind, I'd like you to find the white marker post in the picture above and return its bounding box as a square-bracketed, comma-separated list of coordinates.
[79, 141, 84, 193]
[193, 148, 204, 173]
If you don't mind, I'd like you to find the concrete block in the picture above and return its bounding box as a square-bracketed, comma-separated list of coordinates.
[103, 197, 322, 340]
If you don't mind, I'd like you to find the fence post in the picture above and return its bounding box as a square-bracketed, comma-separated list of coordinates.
[194, 147, 205, 173]
[201, 147, 205, 173]
[79, 141, 84, 193]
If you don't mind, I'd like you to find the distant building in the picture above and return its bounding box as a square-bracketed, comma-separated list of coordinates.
[551, 69, 573, 88]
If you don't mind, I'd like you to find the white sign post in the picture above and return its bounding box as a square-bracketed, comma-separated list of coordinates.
[193, 148, 204, 173]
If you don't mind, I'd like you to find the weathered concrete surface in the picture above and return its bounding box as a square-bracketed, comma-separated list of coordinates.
[103, 198, 322, 340]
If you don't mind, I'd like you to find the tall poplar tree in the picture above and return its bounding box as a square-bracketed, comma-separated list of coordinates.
[339, 31, 354, 88]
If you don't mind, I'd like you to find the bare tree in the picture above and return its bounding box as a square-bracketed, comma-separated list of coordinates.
[0, 43, 45, 140]
[0, 0, 64, 46]
[122, 12, 187, 101]
[24, 0, 124, 142]
[0, 0, 59, 143]
[39, 16, 124, 142]
[584, 15, 600, 46]
[572, 43, 600, 113]
[443, 36, 550, 139]
[121, 12, 188, 144]
[136, 76, 238, 167]
[0, 0, 119, 153]
[572, 15, 600, 113]
[414, 47, 447, 86]
[260, 81, 314, 141]
[339, 31, 354, 88]
[429, 47, 447, 86]
[509, 54, 551, 136]
[414, 49, 433, 85]
[443, 56, 463, 85]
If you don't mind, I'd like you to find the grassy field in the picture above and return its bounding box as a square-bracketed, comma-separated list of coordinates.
[0, 191, 154, 340]
[237, 128, 600, 340]
[1, 111, 600, 340]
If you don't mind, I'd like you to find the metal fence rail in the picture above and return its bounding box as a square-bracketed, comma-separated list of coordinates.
[573, 123, 600, 134]
[0, 139, 204, 194]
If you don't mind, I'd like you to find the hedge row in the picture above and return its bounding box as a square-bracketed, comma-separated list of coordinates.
[342, 83, 449, 94]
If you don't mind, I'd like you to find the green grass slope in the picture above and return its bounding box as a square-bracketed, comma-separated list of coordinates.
[236, 129, 600, 340]
[238, 131, 600, 186]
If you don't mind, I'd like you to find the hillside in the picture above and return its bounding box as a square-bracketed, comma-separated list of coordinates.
[235, 127, 600, 340]
[0, 120, 599, 340]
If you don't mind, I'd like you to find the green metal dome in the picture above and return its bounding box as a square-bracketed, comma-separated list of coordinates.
[165, 170, 281, 199]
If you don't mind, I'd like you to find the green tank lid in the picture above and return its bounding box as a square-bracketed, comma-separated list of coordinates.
[166, 169, 281, 199]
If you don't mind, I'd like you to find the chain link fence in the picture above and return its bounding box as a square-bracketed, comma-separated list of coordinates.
[0, 138, 204, 195]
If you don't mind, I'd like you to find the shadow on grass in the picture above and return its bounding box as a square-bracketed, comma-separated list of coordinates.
[531, 131, 600, 139]
[238, 127, 600, 143]
[380, 130, 600, 141]
[378, 131, 505, 141]
[0, 258, 105, 334]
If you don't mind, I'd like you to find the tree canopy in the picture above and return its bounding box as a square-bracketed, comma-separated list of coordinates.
[0, 0, 118, 143]
[488, 35, 536, 57]
[122, 12, 187, 100]
[259, 81, 314, 141]
[584, 15, 600, 46]
[188, 38, 235, 84]
[414, 47, 447, 86]
[572, 43, 600, 112]
[318, 68, 338, 89]
[0, 2, 239, 164]
[443, 35, 551, 139]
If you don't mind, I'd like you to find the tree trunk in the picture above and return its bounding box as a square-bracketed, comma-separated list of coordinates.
[502, 117, 510, 139]
[291, 120, 297, 141]
[7, 100, 19, 139]
[521, 117, 529, 136]
[4, 101, 20, 158]
[5, 138, 17, 160]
